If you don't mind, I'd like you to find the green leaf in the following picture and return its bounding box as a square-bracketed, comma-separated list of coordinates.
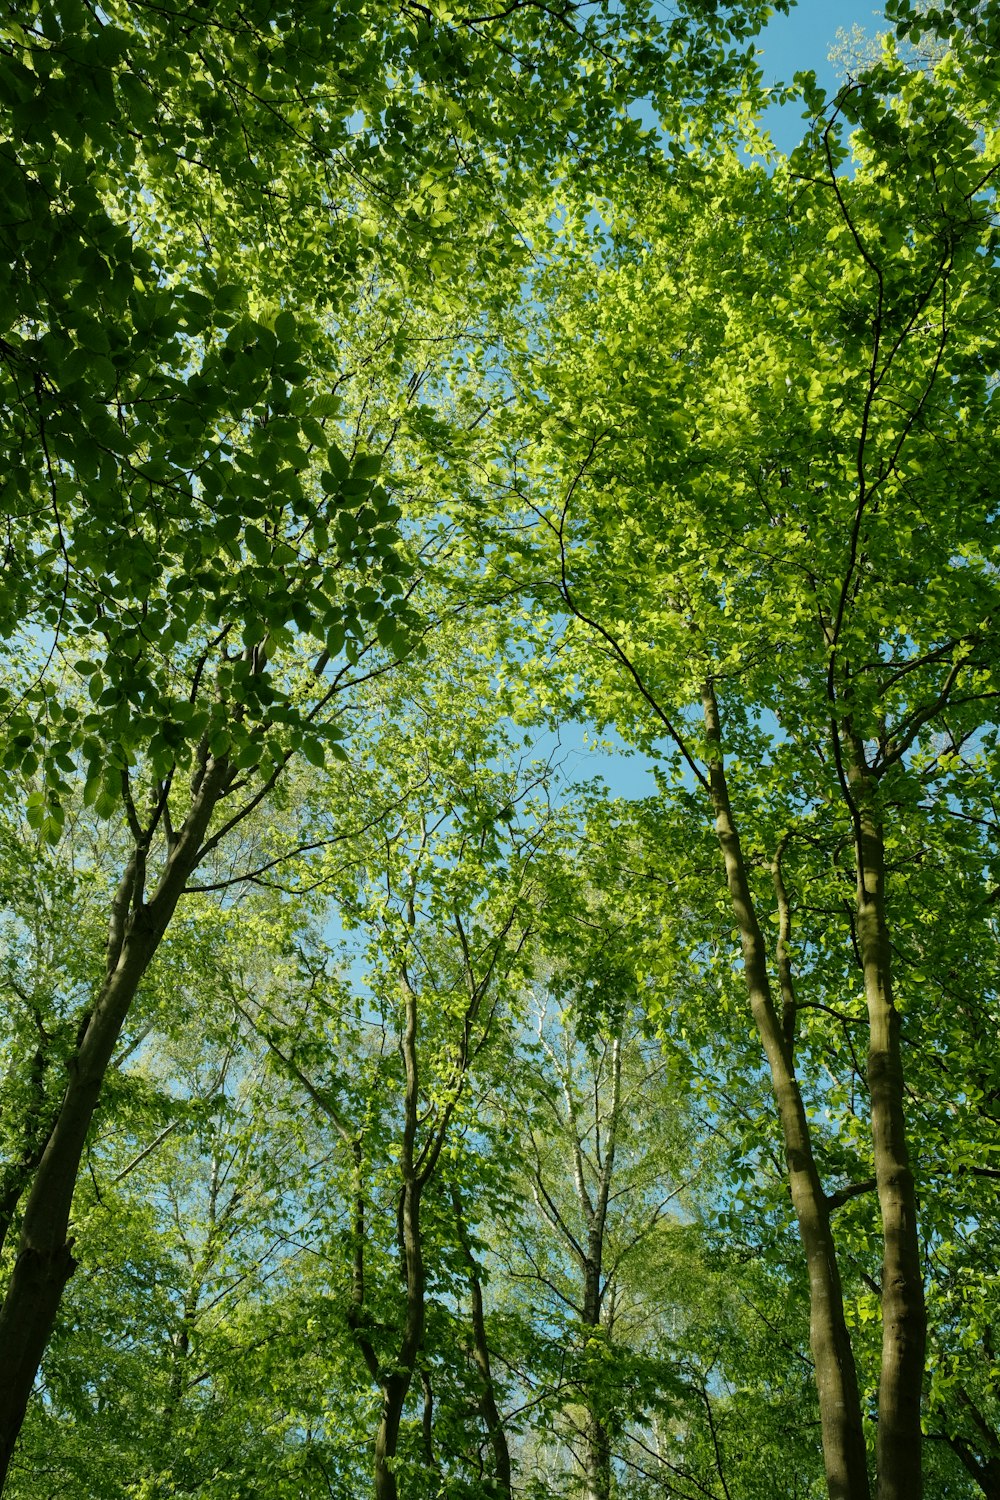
[300, 736, 326, 768]
[274, 309, 296, 341]
[244, 526, 271, 564]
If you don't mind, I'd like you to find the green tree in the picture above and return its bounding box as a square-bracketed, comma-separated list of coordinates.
[508, 994, 689, 1500]
[0, 0, 793, 1477]
[239, 691, 556, 1499]
[472, 8, 1000, 1497]
[1, 884, 349, 1498]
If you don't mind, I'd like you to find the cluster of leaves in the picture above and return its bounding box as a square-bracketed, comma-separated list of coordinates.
[6, 2, 1000, 1499]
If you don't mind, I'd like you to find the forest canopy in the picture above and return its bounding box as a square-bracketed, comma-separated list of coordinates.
[1, 1, 1000, 1498]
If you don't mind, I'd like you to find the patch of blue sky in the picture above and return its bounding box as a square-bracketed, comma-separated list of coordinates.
[753, 0, 888, 155]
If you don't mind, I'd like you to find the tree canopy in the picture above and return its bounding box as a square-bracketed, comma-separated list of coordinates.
[2, 1, 1000, 1498]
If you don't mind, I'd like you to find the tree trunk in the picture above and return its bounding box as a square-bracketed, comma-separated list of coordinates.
[451, 1186, 512, 1498]
[374, 1372, 410, 1500]
[0, 1047, 56, 1261]
[949, 1440, 1000, 1500]
[578, 1037, 620, 1500]
[372, 962, 427, 1500]
[701, 682, 871, 1500]
[949, 1388, 1000, 1500]
[0, 758, 229, 1487]
[581, 1237, 613, 1500]
[583, 1409, 613, 1500]
[371, 1174, 425, 1500]
[844, 735, 926, 1500]
[152, 1275, 200, 1480]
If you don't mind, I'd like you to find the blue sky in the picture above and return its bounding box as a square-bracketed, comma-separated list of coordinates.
[754, 0, 887, 152]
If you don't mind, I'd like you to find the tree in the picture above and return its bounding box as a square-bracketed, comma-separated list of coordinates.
[507, 995, 687, 1500]
[15, 3, 1000, 1493]
[472, 7, 1000, 1496]
[235, 673, 558, 1500]
[1, 882, 352, 1499]
[0, 0, 794, 1478]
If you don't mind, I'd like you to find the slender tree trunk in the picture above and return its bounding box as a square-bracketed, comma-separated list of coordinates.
[419, 1368, 438, 1480]
[352, 882, 504, 1500]
[578, 1039, 620, 1500]
[0, 758, 229, 1487]
[0, 1047, 55, 1261]
[946, 1388, 1000, 1500]
[153, 1144, 226, 1476]
[372, 1173, 425, 1500]
[701, 682, 870, 1500]
[844, 734, 926, 1500]
[451, 1186, 513, 1499]
[581, 1240, 612, 1500]
[372, 964, 427, 1500]
[152, 1271, 202, 1479]
[374, 1372, 410, 1500]
[583, 1405, 613, 1500]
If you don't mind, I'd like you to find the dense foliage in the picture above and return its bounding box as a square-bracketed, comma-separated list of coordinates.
[2, 1, 1000, 1497]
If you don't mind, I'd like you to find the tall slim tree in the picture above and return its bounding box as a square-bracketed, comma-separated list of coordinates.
[474, 9, 1000, 1496]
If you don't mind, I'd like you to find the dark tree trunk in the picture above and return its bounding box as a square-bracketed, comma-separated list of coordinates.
[581, 1234, 613, 1500]
[577, 1039, 620, 1500]
[949, 1441, 1000, 1500]
[583, 1404, 613, 1500]
[0, 759, 229, 1487]
[0, 1047, 57, 1262]
[950, 1387, 1000, 1500]
[451, 1186, 513, 1498]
